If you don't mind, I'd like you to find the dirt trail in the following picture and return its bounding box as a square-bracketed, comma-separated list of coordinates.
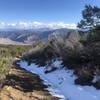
[0, 65, 59, 100]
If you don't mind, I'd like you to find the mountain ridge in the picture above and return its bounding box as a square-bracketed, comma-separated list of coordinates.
[0, 28, 76, 44]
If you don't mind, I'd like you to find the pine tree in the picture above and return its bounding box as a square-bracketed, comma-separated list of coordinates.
[77, 5, 100, 32]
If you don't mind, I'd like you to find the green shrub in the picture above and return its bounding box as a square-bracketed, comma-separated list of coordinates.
[0, 57, 12, 73]
[0, 57, 12, 84]
[79, 39, 87, 45]
[0, 44, 32, 85]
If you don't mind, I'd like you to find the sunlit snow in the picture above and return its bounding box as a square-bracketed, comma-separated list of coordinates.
[19, 60, 100, 100]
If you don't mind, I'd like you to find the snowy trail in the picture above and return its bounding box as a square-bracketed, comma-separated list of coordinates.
[19, 61, 66, 100]
[19, 60, 100, 100]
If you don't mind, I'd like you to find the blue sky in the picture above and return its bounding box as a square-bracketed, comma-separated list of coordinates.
[0, 0, 99, 24]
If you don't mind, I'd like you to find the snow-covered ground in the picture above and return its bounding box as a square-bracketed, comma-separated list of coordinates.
[19, 60, 100, 100]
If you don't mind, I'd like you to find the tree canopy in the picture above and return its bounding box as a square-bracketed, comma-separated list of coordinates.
[77, 5, 100, 31]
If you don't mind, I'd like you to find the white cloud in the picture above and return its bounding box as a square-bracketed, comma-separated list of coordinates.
[0, 21, 77, 29]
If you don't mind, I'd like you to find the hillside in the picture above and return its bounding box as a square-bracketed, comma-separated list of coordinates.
[0, 38, 25, 45]
[0, 63, 58, 100]
[0, 44, 60, 100]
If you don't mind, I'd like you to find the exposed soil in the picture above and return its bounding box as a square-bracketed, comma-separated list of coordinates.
[0, 65, 59, 100]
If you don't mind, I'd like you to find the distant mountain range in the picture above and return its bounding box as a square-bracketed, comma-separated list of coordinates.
[0, 28, 76, 45]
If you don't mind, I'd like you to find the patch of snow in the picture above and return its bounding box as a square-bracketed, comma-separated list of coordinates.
[92, 75, 100, 83]
[52, 58, 63, 68]
[19, 60, 100, 100]
[44, 58, 63, 73]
